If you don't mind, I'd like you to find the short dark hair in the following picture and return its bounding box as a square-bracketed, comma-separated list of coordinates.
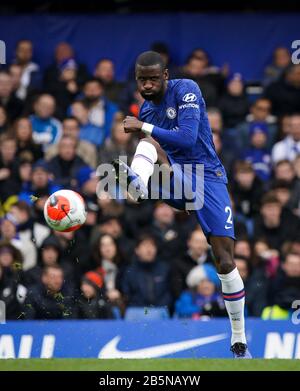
[63, 116, 80, 126]
[260, 192, 281, 207]
[84, 78, 104, 87]
[42, 264, 63, 275]
[271, 180, 291, 190]
[136, 51, 165, 70]
[136, 233, 157, 248]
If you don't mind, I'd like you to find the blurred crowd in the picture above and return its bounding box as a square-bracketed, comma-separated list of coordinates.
[0, 40, 300, 321]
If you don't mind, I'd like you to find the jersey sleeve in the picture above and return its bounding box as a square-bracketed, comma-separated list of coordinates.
[151, 80, 201, 149]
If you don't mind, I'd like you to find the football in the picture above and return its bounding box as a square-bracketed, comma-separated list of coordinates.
[43, 189, 87, 232]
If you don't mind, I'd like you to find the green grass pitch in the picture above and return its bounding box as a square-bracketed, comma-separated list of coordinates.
[0, 359, 299, 371]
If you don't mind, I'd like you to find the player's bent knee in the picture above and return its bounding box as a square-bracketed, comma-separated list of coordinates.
[217, 258, 235, 274]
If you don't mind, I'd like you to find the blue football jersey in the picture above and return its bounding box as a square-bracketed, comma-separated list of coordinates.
[139, 79, 227, 183]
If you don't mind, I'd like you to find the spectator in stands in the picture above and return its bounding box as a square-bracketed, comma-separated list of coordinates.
[96, 191, 125, 221]
[272, 113, 300, 163]
[273, 160, 300, 216]
[45, 116, 97, 168]
[207, 107, 224, 134]
[10, 200, 50, 253]
[235, 98, 277, 150]
[76, 166, 97, 204]
[94, 215, 134, 260]
[13, 40, 41, 100]
[9, 64, 23, 99]
[234, 239, 252, 260]
[47, 135, 86, 188]
[234, 255, 269, 317]
[0, 70, 23, 121]
[253, 239, 280, 277]
[175, 263, 226, 318]
[99, 112, 138, 165]
[150, 202, 184, 263]
[271, 180, 292, 210]
[121, 234, 172, 309]
[22, 265, 76, 319]
[148, 42, 177, 79]
[0, 209, 37, 272]
[44, 42, 89, 92]
[94, 58, 125, 106]
[19, 159, 60, 207]
[81, 200, 99, 240]
[77, 270, 114, 319]
[268, 252, 300, 313]
[0, 134, 20, 206]
[208, 108, 236, 172]
[0, 240, 23, 277]
[176, 54, 219, 107]
[46, 58, 79, 116]
[263, 47, 291, 87]
[71, 100, 106, 148]
[0, 105, 8, 134]
[81, 78, 118, 139]
[241, 122, 272, 182]
[0, 261, 25, 319]
[23, 234, 75, 290]
[218, 73, 249, 128]
[30, 94, 62, 149]
[293, 154, 300, 179]
[52, 229, 92, 281]
[253, 192, 300, 252]
[230, 161, 264, 219]
[264, 65, 300, 115]
[14, 156, 33, 195]
[172, 229, 213, 299]
[12, 117, 44, 162]
[91, 233, 123, 310]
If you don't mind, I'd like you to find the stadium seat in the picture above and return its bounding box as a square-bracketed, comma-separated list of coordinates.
[124, 306, 170, 321]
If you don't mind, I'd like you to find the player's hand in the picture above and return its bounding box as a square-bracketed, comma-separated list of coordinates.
[123, 116, 143, 133]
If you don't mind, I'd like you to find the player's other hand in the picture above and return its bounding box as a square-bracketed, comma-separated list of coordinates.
[123, 116, 143, 133]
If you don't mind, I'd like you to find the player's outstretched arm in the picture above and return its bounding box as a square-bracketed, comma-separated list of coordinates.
[123, 115, 199, 150]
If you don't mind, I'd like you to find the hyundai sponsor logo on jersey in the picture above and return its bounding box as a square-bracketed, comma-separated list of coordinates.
[0, 319, 299, 359]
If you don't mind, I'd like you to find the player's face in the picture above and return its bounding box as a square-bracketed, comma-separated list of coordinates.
[136, 64, 168, 101]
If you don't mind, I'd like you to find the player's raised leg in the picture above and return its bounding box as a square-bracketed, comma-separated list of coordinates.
[209, 236, 251, 358]
[111, 136, 171, 202]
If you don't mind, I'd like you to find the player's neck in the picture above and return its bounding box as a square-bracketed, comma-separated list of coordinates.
[151, 81, 168, 105]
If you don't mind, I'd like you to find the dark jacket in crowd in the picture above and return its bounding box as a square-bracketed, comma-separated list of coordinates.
[0, 94, 24, 121]
[76, 293, 114, 319]
[0, 268, 23, 320]
[230, 176, 264, 218]
[244, 266, 269, 317]
[218, 93, 249, 129]
[171, 251, 214, 299]
[254, 209, 300, 251]
[47, 155, 86, 188]
[264, 78, 300, 116]
[121, 256, 172, 308]
[22, 283, 76, 320]
[269, 267, 300, 310]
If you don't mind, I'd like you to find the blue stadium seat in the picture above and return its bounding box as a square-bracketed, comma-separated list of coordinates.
[111, 306, 122, 319]
[124, 306, 170, 321]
